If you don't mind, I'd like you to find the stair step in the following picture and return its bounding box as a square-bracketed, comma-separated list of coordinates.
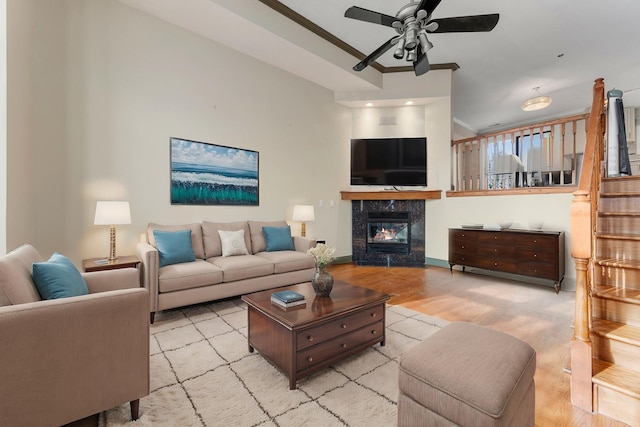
[593, 358, 640, 400]
[600, 192, 640, 198]
[597, 233, 640, 241]
[597, 258, 640, 270]
[592, 318, 640, 346]
[598, 212, 640, 217]
[593, 286, 640, 304]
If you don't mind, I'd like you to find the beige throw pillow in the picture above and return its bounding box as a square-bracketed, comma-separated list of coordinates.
[218, 229, 249, 257]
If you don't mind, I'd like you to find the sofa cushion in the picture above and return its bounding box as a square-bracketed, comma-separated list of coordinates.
[32, 253, 89, 300]
[248, 220, 288, 254]
[263, 226, 295, 252]
[154, 229, 197, 267]
[218, 229, 250, 257]
[209, 255, 274, 282]
[158, 259, 223, 293]
[0, 244, 43, 306]
[254, 251, 315, 274]
[202, 221, 251, 258]
[148, 223, 205, 260]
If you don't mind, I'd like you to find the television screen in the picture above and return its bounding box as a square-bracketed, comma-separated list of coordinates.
[350, 137, 427, 186]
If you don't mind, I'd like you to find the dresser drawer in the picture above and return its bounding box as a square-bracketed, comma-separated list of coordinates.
[515, 233, 557, 249]
[296, 304, 384, 351]
[477, 244, 517, 261]
[476, 258, 518, 274]
[518, 262, 559, 280]
[449, 252, 476, 265]
[449, 230, 478, 241]
[518, 247, 557, 264]
[296, 320, 384, 372]
[477, 232, 516, 245]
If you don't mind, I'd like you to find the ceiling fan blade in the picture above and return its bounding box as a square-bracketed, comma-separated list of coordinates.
[344, 6, 397, 27]
[427, 14, 500, 33]
[353, 37, 400, 72]
[413, 48, 430, 76]
[416, 0, 442, 17]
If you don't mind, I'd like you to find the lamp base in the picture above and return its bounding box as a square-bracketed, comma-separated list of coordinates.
[108, 225, 118, 261]
[301, 222, 307, 237]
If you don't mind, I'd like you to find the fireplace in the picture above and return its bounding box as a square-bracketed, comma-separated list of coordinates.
[351, 199, 425, 267]
[366, 212, 411, 254]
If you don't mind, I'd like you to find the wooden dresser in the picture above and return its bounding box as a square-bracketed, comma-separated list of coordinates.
[448, 228, 565, 292]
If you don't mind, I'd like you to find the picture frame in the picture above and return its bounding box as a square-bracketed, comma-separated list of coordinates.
[170, 137, 259, 206]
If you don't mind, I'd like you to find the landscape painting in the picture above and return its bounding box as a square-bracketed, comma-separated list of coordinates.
[170, 137, 259, 205]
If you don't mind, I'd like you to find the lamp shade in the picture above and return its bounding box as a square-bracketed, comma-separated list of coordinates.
[292, 205, 315, 222]
[94, 201, 131, 225]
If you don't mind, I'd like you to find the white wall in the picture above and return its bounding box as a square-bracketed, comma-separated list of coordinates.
[7, 0, 352, 262]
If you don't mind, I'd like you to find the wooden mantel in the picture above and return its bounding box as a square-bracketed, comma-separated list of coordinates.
[340, 190, 442, 201]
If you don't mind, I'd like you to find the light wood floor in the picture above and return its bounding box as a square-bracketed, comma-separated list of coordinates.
[328, 263, 629, 427]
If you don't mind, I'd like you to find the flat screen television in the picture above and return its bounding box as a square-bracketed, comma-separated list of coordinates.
[350, 137, 427, 186]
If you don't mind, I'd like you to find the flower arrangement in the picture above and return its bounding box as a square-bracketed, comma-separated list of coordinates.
[307, 243, 336, 267]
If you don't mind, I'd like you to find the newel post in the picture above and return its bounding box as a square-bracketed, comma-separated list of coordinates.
[570, 189, 593, 411]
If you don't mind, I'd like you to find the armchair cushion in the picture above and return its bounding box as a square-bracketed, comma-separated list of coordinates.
[263, 226, 295, 252]
[32, 253, 89, 300]
[153, 229, 196, 267]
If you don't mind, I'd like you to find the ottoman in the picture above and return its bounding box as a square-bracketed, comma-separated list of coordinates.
[398, 322, 536, 427]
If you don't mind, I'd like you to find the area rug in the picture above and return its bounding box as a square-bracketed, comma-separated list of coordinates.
[99, 298, 448, 427]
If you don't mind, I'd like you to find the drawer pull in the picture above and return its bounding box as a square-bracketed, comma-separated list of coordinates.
[307, 335, 314, 342]
[307, 356, 313, 362]
[341, 343, 347, 348]
[371, 329, 377, 335]
[461, 245, 465, 249]
[494, 262, 498, 266]
[494, 236, 497, 240]
[370, 312, 377, 318]
[533, 254, 537, 258]
[341, 324, 347, 329]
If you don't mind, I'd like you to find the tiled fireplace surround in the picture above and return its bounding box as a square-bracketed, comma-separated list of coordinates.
[351, 199, 425, 267]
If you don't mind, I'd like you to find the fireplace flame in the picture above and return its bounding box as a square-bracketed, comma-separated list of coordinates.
[375, 227, 397, 241]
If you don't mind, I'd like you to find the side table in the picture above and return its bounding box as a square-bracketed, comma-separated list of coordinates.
[82, 255, 141, 272]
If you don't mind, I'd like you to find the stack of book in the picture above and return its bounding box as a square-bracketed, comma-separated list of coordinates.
[271, 290, 306, 308]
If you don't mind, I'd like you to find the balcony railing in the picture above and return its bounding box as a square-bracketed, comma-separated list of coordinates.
[450, 113, 591, 195]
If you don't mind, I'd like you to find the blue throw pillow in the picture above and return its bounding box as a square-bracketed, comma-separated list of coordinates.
[32, 253, 89, 300]
[263, 226, 294, 252]
[153, 229, 196, 267]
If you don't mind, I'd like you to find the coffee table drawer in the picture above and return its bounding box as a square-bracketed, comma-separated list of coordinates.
[296, 320, 385, 371]
[296, 305, 384, 351]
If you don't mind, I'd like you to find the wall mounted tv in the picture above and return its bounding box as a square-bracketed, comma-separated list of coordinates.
[350, 137, 427, 186]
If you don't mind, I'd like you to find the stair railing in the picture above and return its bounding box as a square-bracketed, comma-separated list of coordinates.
[570, 77, 606, 411]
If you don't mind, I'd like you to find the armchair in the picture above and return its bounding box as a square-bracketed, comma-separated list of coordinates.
[0, 244, 149, 426]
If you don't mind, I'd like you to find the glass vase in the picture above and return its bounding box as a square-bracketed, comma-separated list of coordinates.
[311, 265, 334, 297]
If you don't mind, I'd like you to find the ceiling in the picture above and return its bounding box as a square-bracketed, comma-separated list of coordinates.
[119, 0, 640, 134]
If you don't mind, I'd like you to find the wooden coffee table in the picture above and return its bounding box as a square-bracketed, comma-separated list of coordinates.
[242, 281, 390, 389]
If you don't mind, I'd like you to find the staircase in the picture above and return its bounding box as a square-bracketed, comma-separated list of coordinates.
[590, 175, 640, 425]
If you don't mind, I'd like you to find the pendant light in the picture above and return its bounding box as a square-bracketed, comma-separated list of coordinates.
[521, 87, 552, 111]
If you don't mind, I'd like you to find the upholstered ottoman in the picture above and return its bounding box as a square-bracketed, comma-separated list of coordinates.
[398, 322, 536, 427]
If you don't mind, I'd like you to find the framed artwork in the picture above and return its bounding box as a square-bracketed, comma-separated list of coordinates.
[170, 137, 259, 205]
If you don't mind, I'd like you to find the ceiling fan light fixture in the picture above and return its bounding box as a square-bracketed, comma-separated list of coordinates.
[406, 49, 418, 62]
[418, 32, 433, 53]
[393, 38, 406, 59]
[521, 87, 552, 111]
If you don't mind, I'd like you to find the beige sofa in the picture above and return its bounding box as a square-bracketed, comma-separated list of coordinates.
[0, 244, 149, 426]
[137, 220, 316, 322]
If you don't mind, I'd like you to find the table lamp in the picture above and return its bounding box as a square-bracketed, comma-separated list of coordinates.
[94, 201, 131, 260]
[292, 205, 314, 237]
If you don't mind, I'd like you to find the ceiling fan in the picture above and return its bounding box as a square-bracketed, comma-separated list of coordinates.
[344, 0, 499, 76]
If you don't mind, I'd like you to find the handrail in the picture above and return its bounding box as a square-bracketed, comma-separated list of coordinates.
[570, 77, 606, 411]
